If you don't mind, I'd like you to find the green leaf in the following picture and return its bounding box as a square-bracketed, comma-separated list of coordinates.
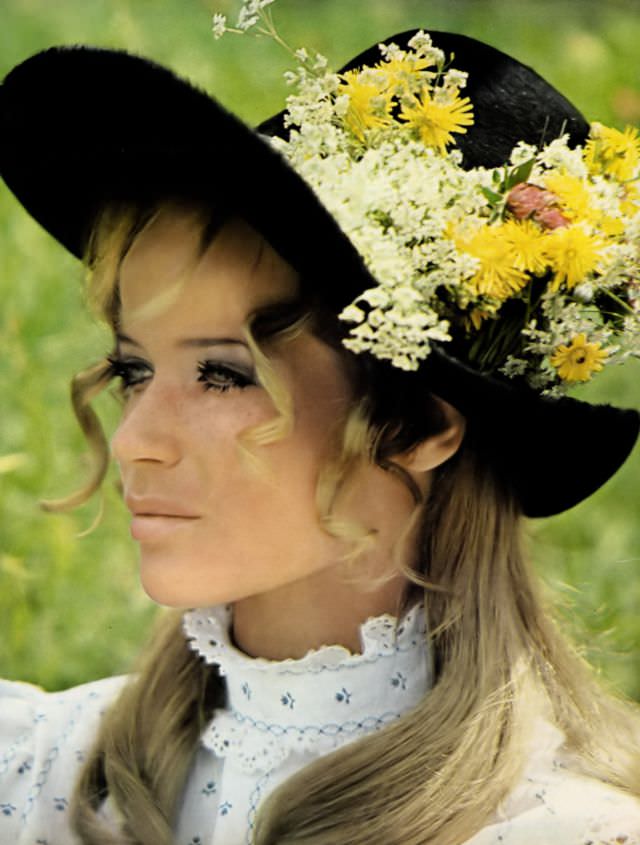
[504, 157, 535, 191]
[481, 186, 504, 206]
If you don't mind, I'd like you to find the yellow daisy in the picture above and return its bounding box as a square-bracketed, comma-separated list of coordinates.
[399, 86, 474, 153]
[501, 219, 549, 275]
[376, 55, 433, 94]
[339, 69, 393, 141]
[465, 308, 493, 331]
[543, 173, 626, 238]
[458, 225, 528, 300]
[584, 123, 640, 181]
[545, 226, 603, 291]
[620, 182, 640, 217]
[543, 172, 593, 224]
[550, 333, 609, 382]
[599, 215, 625, 237]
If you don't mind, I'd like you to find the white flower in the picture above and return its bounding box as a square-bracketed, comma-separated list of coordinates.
[442, 68, 468, 93]
[357, 287, 391, 309]
[573, 283, 594, 303]
[235, 0, 273, 31]
[212, 13, 227, 39]
[407, 30, 444, 66]
[237, 8, 259, 30]
[340, 304, 366, 323]
[536, 135, 587, 177]
[509, 141, 537, 166]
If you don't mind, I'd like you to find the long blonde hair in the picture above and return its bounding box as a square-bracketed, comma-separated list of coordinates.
[64, 199, 640, 845]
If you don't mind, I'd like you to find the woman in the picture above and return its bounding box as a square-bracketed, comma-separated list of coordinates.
[1, 15, 639, 845]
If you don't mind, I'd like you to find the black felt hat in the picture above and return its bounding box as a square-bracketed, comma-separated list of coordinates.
[0, 32, 638, 517]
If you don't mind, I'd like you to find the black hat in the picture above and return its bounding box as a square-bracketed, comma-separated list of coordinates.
[0, 32, 638, 517]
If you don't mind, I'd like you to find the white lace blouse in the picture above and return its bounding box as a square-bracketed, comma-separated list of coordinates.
[1, 603, 639, 845]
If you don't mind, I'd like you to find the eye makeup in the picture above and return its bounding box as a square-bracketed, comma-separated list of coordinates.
[106, 354, 151, 392]
[106, 353, 256, 395]
[196, 360, 256, 392]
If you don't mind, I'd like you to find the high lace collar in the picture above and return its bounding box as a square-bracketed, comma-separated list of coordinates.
[183, 603, 431, 774]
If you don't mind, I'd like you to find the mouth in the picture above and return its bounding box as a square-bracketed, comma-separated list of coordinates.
[130, 513, 201, 542]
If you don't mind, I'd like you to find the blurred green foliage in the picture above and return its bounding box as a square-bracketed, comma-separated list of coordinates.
[1, 0, 639, 697]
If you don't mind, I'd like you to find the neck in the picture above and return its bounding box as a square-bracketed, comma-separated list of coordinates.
[232, 566, 409, 660]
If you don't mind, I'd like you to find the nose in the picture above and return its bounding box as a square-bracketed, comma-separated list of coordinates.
[111, 383, 182, 468]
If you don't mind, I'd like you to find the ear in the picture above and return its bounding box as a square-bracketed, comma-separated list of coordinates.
[394, 396, 466, 473]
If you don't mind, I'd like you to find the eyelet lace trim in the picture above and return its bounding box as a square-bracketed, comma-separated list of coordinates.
[183, 603, 431, 774]
[182, 602, 426, 676]
[201, 707, 407, 773]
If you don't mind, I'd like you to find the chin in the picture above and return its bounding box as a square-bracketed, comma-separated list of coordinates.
[140, 577, 193, 609]
[138, 556, 204, 609]
[137, 557, 241, 609]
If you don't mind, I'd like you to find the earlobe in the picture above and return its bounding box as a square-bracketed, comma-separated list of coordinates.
[396, 397, 467, 473]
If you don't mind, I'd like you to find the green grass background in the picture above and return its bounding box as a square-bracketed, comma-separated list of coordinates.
[1, 0, 639, 698]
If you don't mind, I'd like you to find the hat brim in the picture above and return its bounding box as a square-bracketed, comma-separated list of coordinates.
[0, 38, 637, 517]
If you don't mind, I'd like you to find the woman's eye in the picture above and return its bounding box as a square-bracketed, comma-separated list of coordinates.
[106, 355, 254, 395]
[107, 355, 152, 393]
[197, 360, 255, 393]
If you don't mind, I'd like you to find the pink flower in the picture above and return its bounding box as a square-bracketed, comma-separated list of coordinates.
[506, 182, 569, 230]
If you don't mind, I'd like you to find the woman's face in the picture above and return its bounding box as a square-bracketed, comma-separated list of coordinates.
[110, 209, 412, 610]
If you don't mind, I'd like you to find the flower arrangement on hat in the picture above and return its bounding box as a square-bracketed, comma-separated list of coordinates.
[215, 2, 640, 395]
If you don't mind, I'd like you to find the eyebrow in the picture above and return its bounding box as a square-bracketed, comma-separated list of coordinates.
[115, 331, 249, 350]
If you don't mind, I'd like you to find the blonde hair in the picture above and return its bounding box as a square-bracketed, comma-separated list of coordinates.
[63, 199, 640, 845]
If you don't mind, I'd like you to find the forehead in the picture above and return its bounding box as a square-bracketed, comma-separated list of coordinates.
[117, 210, 300, 329]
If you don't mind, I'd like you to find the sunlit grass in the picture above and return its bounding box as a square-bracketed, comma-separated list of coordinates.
[1, 0, 639, 696]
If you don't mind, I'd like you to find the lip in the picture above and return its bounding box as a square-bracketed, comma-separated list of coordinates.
[125, 495, 201, 519]
[125, 496, 202, 542]
[130, 513, 201, 542]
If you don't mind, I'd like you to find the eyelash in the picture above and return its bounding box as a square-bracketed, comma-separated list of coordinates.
[197, 360, 255, 392]
[106, 355, 255, 395]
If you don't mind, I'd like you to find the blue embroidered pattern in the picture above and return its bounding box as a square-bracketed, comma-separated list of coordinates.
[246, 770, 274, 845]
[335, 687, 351, 703]
[280, 692, 295, 710]
[0, 731, 33, 779]
[21, 691, 100, 823]
[390, 671, 407, 690]
[229, 707, 401, 739]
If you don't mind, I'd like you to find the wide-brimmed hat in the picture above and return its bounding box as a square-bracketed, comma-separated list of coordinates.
[0, 31, 638, 518]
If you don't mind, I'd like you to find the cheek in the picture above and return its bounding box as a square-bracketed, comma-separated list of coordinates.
[192, 395, 342, 564]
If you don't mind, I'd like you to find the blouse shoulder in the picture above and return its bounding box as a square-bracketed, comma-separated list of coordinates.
[0, 675, 127, 842]
[467, 719, 640, 845]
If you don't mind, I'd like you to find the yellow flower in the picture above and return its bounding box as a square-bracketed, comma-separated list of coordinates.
[339, 69, 393, 141]
[399, 86, 474, 153]
[550, 333, 609, 382]
[457, 224, 528, 300]
[543, 172, 593, 223]
[377, 55, 433, 94]
[466, 308, 492, 331]
[545, 225, 603, 291]
[599, 215, 625, 237]
[543, 172, 626, 238]
[621, 182, 640, 217]
[501, 219, 549, 275]
[584, 123, 640, 181]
